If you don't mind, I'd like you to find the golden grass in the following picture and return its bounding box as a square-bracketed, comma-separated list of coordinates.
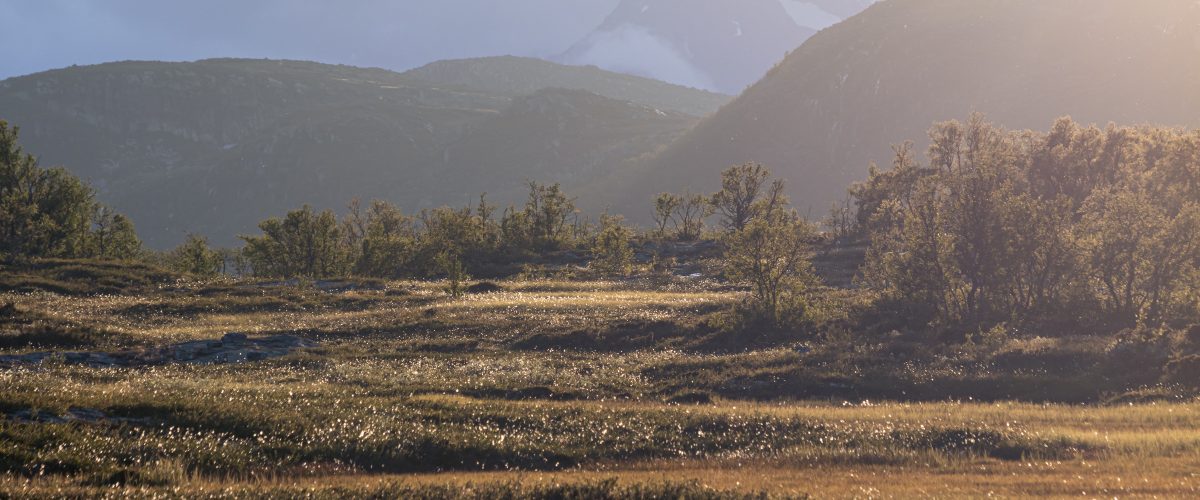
[4, 278, 1200, 497]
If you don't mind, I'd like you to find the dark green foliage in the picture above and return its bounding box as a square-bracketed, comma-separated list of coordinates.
[87, 206, 142, 261]
[345, 199, 417, 278]
[711, 163, 772, 232]
[590, 215, 633, 277]
[0, 121, 95, 260]
[857, 116, 1200, 334]
[166, 234, 224, 277]
[653, 192, 681, 237]
[0, 121, 145, 263]
[1163, 355, 1200, 389]
[522, 181, 577, 252]
[241, 206, 350, 278]
[437, 251, 469, 298]
[241, 183, 588, 280]
[655, 191, 713, 241]
[720, 166, 817, 328]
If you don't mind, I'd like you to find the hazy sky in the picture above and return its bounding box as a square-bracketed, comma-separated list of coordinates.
[0, 0, 620, 79]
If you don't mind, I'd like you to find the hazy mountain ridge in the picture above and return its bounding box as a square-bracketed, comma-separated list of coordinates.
[402, 56, 730, 117]
[0, 58, 708, 247]
[609, 0, 1200, 220]
[557, 0, 875, 94]
[434, 87, 698, 206]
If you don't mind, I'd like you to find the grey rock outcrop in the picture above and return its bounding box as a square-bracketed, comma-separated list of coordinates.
[0, 333, 315, 368]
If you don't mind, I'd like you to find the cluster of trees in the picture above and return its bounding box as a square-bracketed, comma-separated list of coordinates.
[239, 182, 598, 279]
[1, 121, 142, 262]
[854, 115, 1200, 333]
[235, 162, 821, 326]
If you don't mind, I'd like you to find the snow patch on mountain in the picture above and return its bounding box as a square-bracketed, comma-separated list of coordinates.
[564, 24, 718, 92]
[779, 1, 844, 31]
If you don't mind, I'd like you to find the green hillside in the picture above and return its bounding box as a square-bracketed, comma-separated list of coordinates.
[402, 56, 730, 116]
[0, 58, 710, 247]
[434, 88, 698, 206]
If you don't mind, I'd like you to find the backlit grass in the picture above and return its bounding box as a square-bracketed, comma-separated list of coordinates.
[3, 276, 1199, 496]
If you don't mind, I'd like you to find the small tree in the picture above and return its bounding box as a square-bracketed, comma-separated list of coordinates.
[436, 250, 469, 298]
[354, 200, 416, 278]
[524, 181, 575, 251]
[241, 205, 350, 278]
[724, 205, 817, 327]
[712, 163, 771, 232]
[824, 198, 856, 242]
[89, 206, 142, 260]
[674, 191, 713, 241]
[169, 234, 223, 277]
[1, 121, 97, 260]
[653, 193, 682, 237]
[591, 214, 634, 276]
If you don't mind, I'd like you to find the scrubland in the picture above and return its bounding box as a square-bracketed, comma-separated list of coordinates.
[0, 262, 1197, 498]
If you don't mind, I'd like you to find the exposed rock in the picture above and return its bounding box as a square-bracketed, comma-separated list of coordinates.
[222, 332, 249, 345]
[0, 334, 315, 369]
[5, 406, 152, 425]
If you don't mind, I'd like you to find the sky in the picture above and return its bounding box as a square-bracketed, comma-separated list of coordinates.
[0, 0, 620, 79]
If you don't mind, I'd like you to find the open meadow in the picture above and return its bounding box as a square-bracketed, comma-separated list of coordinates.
[2, 262, 1198, 498]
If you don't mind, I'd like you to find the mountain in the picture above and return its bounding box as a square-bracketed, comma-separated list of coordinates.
[779, 0, 878, 30]
[0, 58, 712, 247]
[402, 56, 730, 117]
[557, 0, 875, 94]
[433, 88, 698, 205]
[609, 0, 1200, 220]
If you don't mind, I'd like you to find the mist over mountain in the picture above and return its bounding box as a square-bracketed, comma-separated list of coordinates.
[558, 0, 875, 93]
[607, 0, 1200, 220]
[0, 0, 619, 80]
[0, 58, 723, 247]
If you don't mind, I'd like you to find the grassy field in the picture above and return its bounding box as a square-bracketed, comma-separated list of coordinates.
[2, 263, 1199, 497]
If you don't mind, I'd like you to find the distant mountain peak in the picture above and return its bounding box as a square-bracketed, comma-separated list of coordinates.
[556, 0, 875, 94]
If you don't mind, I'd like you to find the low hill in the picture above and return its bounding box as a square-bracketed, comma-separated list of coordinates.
[0, 58, 710, 247]
[434, 88, 698, 206]
[610, 0, 1200, 219]
[402, 56, 730, 117]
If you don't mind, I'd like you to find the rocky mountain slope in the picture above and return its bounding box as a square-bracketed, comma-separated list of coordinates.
[609, 0, 1200, 219]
